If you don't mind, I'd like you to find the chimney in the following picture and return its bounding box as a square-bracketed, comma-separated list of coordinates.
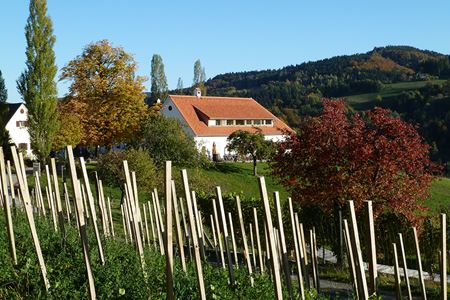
[194, 88, 201, 98]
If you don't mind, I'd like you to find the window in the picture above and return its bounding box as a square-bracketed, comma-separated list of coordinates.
[16, 121, 27, 128]
[215, 120, 221, 126]
[226, 120, 234, 126]
[168, 105, 173, 111]
[253, 119, 261, 125]
[246, 120, 252, 125]
[265, 119, 273, 125]
[236, 120, 245, 125]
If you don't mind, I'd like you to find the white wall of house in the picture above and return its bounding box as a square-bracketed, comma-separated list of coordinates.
[194, 134, 284, 159]
[5, 103, 34, 158]
[194, 136, 229, 158]
[160, 98, 195, 136]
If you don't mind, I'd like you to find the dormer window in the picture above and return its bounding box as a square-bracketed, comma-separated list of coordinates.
[254, 120, 262, 125]
[226, 120, 234, 126]
[236, 120, 245, 125]
[215, 120, 221, 126]
[265, 119, 272, 125]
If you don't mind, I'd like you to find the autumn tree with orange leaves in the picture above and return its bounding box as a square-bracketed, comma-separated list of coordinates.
[60, 40, 148, 148]
[272, 99, 437, 226]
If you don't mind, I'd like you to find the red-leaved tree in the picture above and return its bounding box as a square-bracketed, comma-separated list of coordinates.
[272, 99, 437, 225]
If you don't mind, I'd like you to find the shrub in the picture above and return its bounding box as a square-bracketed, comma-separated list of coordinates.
[97, 148, 159, 193]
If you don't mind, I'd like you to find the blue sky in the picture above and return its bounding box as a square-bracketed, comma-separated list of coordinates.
[1, 0, 449, 102]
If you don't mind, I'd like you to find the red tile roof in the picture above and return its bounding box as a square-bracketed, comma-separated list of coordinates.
[167, 95, 293, 137]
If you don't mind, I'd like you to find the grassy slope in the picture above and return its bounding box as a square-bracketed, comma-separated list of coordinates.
[345, 80, 446, 110]
[190, 162, 450, 215]
[188, 162, 288, 200]
[426, 177, 450, 213]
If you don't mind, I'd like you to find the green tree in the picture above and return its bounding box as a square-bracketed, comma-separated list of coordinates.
[52, 105, 82, 150]
[0, 70, 6, 103]
[60, 40, 148, 148]
[193, 59, 202, 86]
[150, 54, 168, 103]
[16, 0, 59, 162]
[193, 59, 206, 95]
[0, 70, 12, 160]
[227, 129, 275, 176]
[137, 115, 200, 166]
[176, 77, 183, 94]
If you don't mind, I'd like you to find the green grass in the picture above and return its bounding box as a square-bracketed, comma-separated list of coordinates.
[426, 177, 450, 213]
[345, 80, 446, 110]
[187, 161, 288, 200]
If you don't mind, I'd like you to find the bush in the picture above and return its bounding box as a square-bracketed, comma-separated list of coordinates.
[135, 115, 207, 167]
[97, 148, 159, 193]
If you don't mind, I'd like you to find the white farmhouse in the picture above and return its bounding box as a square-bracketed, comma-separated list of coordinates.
[160, 90, 292, 159]
[5, 103, 33, 158]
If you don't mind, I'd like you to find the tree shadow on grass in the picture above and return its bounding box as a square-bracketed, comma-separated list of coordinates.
[211, 162, 247, 174]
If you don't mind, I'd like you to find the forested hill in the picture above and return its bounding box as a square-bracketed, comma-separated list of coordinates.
[203, 46, 450, 127]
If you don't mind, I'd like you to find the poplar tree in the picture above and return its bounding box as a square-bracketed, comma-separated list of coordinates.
[150, 54, 168, 103]
[17, 0, 59, 162]
[193, 59, 206, 95]
[176, 77, 183, 94]
[0, 70, 12, 156]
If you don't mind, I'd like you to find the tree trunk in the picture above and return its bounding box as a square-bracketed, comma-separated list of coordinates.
[253, 156, 257, 176]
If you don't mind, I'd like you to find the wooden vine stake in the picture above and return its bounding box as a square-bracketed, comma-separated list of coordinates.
[258, 177, 283, 300]
[343, 220, 358, 299]
[11, 146, 50, 291]
[441, 213, 447, 300]
[213, 199, 225, 268]
[288, 198, 304, 299]
[274, 192, 294, 299]
[164, 161, 174, 300]
[253, 208, 264, 273]
[398, 233, 412, 300]
[348, 200, 369, 299]
[51, 158, 65, 238]
[309, 229, 318, 290]
[228, 212, 239, 268]
[148, 201, 156, 248]
[236, 195, 254, 286]
[7, 161, 16, 215]
[250, 223, 256, 269]
[393, 243, 402, 300]
[123, 161, 146, 274]
[365, 201, 377, 295]
[121, 204, 128, 243]
[171, 180, 186, 272]
[67, 146, 96, 299]
[412, 227, 427, 299]
[107, 197, 114, 238]
[192, 191, 206, 260]
[152, 192, 164, 255]
[216, 186, 236, 286]
[181, 169, 206, 300]
[0, 148, 17, 265]
[143, 203, 150, 246]
[80, 157, 105, 265]
[295, 214, 309, 290]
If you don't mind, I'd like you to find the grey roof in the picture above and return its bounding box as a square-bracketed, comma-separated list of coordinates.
[6, 103, 23, 122]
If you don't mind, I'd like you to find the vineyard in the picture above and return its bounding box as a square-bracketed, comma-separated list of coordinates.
[0, 145, 449, 299]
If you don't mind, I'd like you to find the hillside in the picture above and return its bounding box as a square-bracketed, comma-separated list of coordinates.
[203, 45, 450, 127]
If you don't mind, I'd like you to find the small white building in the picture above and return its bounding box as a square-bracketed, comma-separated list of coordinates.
[160, 90, 292, 159]
[5, 103, 34, 158]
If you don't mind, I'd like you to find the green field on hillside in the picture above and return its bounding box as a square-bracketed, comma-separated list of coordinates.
[187, 161, 288, 200]
[189, 162, 450, 215]
[345, 80, 446, 110]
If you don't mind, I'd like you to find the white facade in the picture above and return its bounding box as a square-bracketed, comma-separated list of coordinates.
[5, 103, 34, 158]
[161, 97, 285, 158]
